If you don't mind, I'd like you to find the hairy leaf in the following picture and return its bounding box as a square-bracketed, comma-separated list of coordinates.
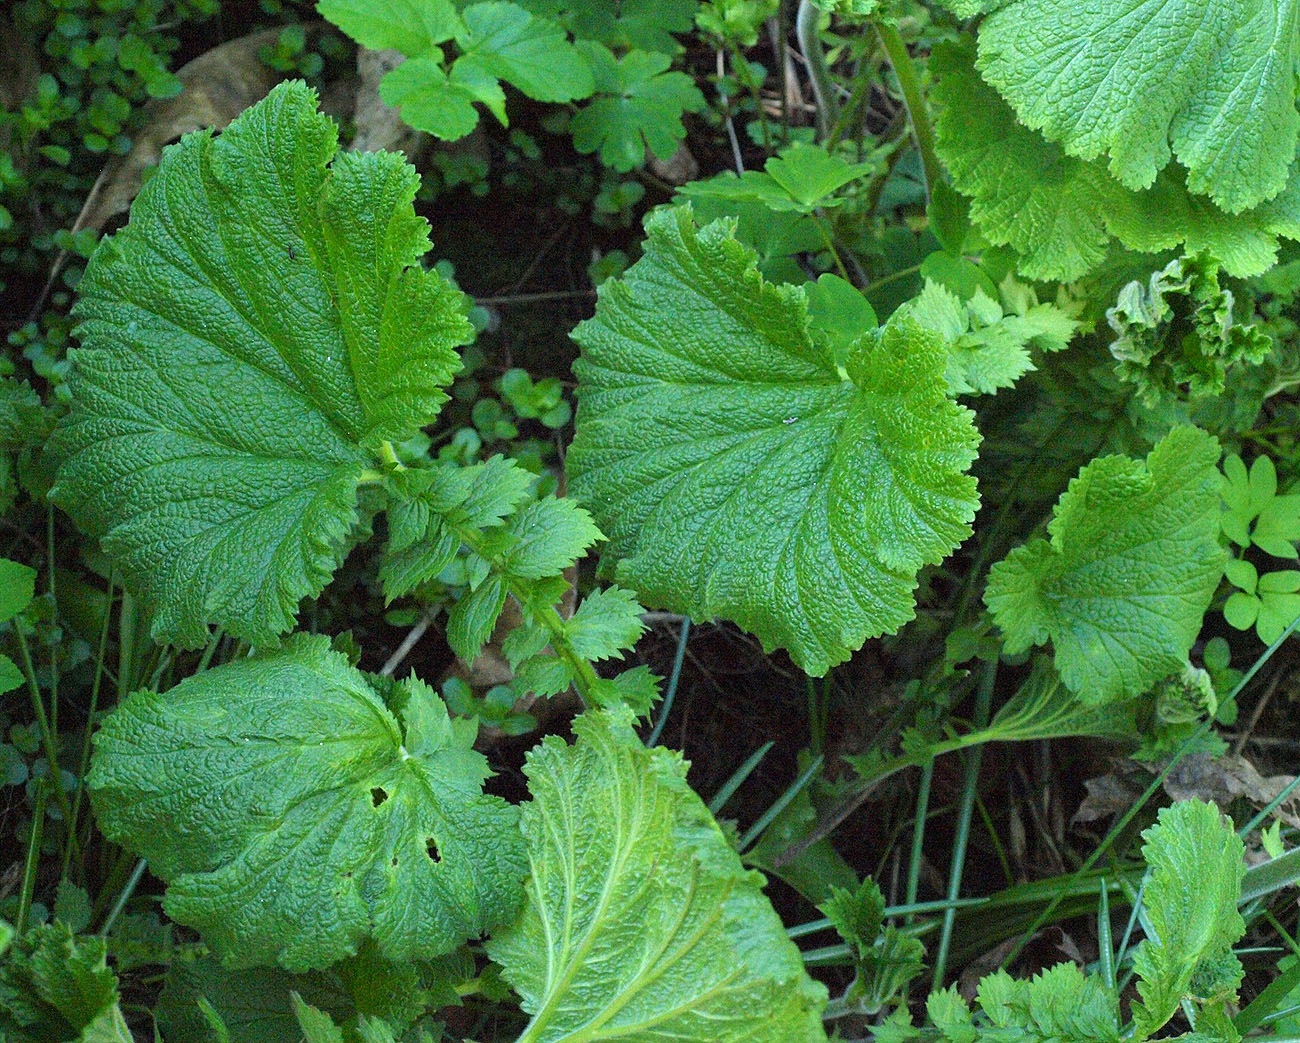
[1132, 800, 1246, 1037]
[89, 635, 525, 971]
[932, 41, 1300, 282]
[971, 0, 1300, 214]
[985, 427, 1227, 701]
[1108, 253, 1271, 404]
[570, 44, 706, 172]
[487, 708, 829, 1042]
[49, 82, 472, 647]
[569, 207, 980, 675]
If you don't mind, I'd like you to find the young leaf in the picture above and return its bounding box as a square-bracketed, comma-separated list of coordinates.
[1108, 253, 1271, 404]
[969, 0, 1300, 214]
[972, 964, 1121, 1043]
[931, 41, 1300, 282]
[820, 878, 924, 1015]
[897, 279, 1077, 396]
[48, 82, 472, 647]
[570, 43, 706, 172]
[562, 585, 647, 661]
[486, 708, 829, 1042]
[985, 427, 1227, 702]
[1131, 800, 1246, 1037]
[680, 143, 879, 215]
[88, 635, 525, 971]
[569, 207, 980, 676]
[0, 923, 128, 1041]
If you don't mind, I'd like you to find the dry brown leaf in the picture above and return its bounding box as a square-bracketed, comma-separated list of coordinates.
[1162, 752, 1300, 828]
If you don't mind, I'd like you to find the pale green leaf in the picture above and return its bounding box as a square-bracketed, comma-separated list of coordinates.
[985, 427, 1227, 702]
[490, 496, 603, 580]
[486, 708, 829, 1042]
[897, 280, 1077, 395]
[569, 207, 980, 676]
[570, 44, 706, 172]
[88, 635, 525, 971]
[1132, 800, 1246, 1037]
[293, 996, 346, 1043]
[931, 41, 1300, 282]
[49, 82, 472, 647]
[974, 0, 1300, 213]
[974, 964, 1121, 1043]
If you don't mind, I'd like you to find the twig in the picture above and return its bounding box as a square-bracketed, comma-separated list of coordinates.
[380, 611, 433, 676]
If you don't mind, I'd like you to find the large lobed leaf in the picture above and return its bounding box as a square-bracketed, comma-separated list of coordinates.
[970, 0, 1300, 215]
[88, 635, 525, 972]
[568, 206, 980, 676]
[985, 427, 1227, 702]
[49, 81, 472, 647]
[487, 708, 829, 1043]
[931, 40, 1300, 282]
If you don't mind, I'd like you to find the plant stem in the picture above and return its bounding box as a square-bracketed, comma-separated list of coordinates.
[931, 659, 995, 986]
[15, 782, 46, 935]
[874, 19, 941, 202]
[812, 213, 851, 282]
[796, 0, 837, 138]
[15, 622, 75, 825]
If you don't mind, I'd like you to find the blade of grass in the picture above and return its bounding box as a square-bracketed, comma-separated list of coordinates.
[647, 617, 690, 747]
[709, 740, 775, 815]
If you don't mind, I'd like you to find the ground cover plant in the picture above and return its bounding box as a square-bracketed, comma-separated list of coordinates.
[10, 0, 1300, 1040]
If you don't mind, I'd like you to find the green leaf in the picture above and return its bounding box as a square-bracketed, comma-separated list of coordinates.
[488, 496, 603, 580]
[1108, 253, 1271, 404]
[563, 585, 647, 661]
[447, 572, 508, 662]
[0, 558, 35, 624]
[1132, 800, 1246, 1038]
[380, 55, 504, 140]
[984, 659, 1137, 743]
[517, 0, 699, 51]
[0, 923, 125, 1040]
[569, 207, 980, 676]
[315, 0, 460, 54]
[457, 1, 594, 104]
[897, 279, 1078, 396]
[49, 82, 472, 647]
[971, 0, 1300, 214]
[88, 635, 525, 971]
[974, 964, 1121, 1043]
[985, 426, 1227, 702]
[679, 143, 880, 214]
[570, 44, 706, 172]
[486, 708, 829, 1042]
[156, 956, 352, 1043]
[931, 41, 1300, 282]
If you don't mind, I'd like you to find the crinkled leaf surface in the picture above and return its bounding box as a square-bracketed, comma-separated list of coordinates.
[570, 44, 705, 172]
[985, 427, 1227, 702]
[932, 41, 1300, 281]
[1132, 800, 1246, 1037]
[568, 207, 980, 676]
[486, 708, 829, 1043]
[1108, 253, 1271, 404]
[48, 82, 472, 647]
[88, 635, 525, 972]
[972, 0, 1300, 214]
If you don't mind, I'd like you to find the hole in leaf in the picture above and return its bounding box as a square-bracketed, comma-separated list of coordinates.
[390, 856, 398, 867]
[426, 838, 440, 863]
[370, 787, 388, 807]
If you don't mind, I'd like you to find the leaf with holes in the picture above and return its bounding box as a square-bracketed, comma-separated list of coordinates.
[88, 635, 525, 972]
